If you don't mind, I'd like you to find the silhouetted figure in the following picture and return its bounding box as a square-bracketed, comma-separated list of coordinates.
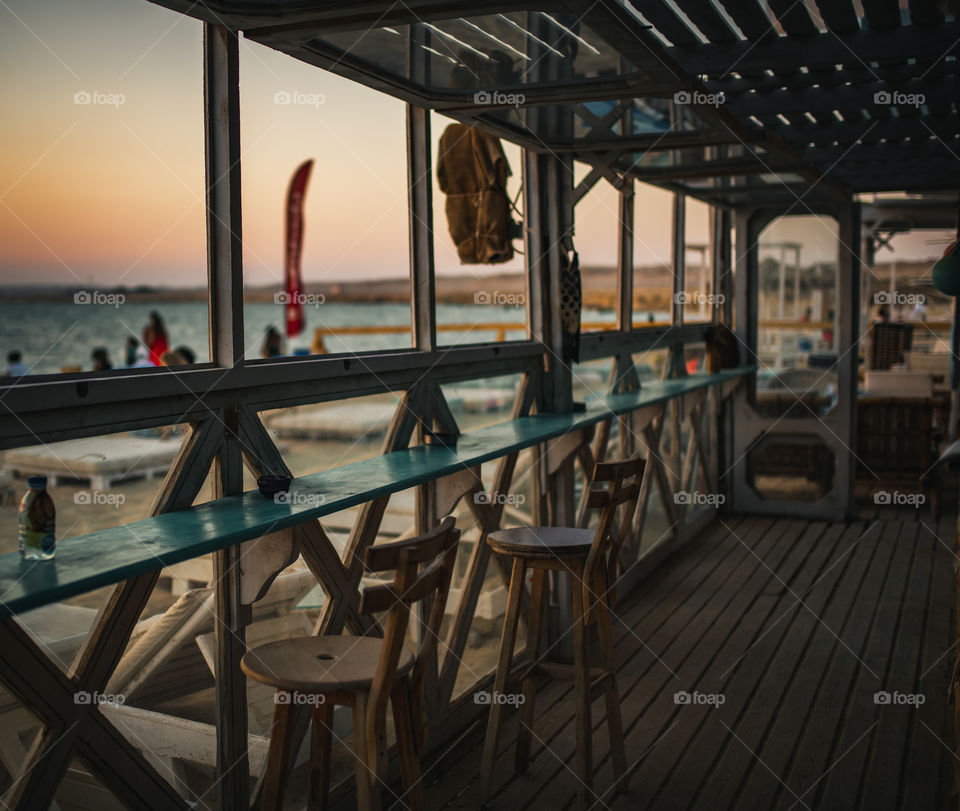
[4, 351, 28, 378]
[143, 311, 169, 366]
[262, 326, 283, 358]
[91, 347, 112, 372]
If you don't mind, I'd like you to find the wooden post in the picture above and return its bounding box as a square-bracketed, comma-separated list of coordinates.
[406, 103, 436, 353]
[204, 22, 249, 809]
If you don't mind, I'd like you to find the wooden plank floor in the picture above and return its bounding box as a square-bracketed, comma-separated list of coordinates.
[413, 511, 956, 811]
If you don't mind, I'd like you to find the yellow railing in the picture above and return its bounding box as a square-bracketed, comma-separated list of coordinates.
[312, 321, 628, 351]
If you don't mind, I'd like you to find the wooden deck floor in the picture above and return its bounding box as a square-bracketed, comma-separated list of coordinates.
[417, 511, 956, 811]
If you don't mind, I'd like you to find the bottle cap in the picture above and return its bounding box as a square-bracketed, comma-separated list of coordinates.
[27, 475, 47, 489]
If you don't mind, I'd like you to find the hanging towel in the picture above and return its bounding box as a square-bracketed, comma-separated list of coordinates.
[437, 123, 515, 265]
[560, 250, 582, 364]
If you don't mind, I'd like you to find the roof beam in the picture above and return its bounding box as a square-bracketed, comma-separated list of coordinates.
[723, 77, 959, 118]
[766, 114, 960, 147]
[628, 157, 806, 181]
[669, 21, 960, 75]
[803, 141, 960, 167]
[707, 61, 959, 95]
[562, 128, 765, 153]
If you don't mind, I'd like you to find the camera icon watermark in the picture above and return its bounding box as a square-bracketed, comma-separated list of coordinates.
[873, 690, 925, 706]
[473, 89, 525, 108]
[674, 690, 725, 707]
[74, 290, 125, 308]
[873, 291, 924, 306]
[873, 89, 925, 108]
[274, 491, 326, 507]
[274, 291, 326, 307]
[273, 90, 325, 108]
[474, 491, 526, 507]
[474, 690, 525, 706]
[474, 290, 525, 307]
[673, 89, 725, 108]
[74, 490, 125, 509]
[873, 490, 925, 508]
[75, 690, 126, 705]
[74, 90, 126, 108]
[675, 291, 725, 307]
[674, 490, 725, 508]
[275, 692, 326, 705]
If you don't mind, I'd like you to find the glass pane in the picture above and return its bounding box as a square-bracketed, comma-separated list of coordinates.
[573, 161, 618, 334]
[432, 113, 528, 346]
[239, 42, 411, 358]
[755, 215, 839, 418]
[632, 183, 674, 327]
[0, 2, 207, 377]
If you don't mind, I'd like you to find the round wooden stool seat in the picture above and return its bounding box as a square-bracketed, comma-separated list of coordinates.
[241, 635, 415, 694]
[488, 526, 595, 558]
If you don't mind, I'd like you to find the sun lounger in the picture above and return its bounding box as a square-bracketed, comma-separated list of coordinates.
[3, 436, 184, 490]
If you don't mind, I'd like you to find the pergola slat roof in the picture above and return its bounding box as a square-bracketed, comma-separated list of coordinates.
[150, 0, 960, 204]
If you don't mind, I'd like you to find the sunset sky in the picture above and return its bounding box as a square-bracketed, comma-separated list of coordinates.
[0, 0, 945, 290]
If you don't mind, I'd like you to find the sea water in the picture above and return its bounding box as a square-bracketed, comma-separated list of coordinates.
[0, 298, 628, 376]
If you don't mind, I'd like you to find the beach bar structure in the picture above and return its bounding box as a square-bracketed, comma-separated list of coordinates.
[1, 1, 960, 809]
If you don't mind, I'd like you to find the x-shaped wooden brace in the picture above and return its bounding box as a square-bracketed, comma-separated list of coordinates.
[0, 417, 228, 811]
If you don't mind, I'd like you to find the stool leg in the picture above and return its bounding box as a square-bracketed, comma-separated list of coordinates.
[515, 568, 547, 772]
[480, 556, 526, 800]
[352, 692, 378, 811]
[261, 691, 298, 811]
[392, 681, 422, 810]
[572, 579, 593, 810]
[309, 699, 334, 811]
[597, 598, 627, 790]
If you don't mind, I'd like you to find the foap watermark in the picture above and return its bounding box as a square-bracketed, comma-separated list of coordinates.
[74, 90, 126, 108]
[274, 491, 326, 508]
[474, 491, 526, 507]
[273, 90, 325, 108]
[75, 690, 125, 705]
[674, 690, 725, 707]
[474, 290, 525, 307]
[874, 690, 925, 706]
[474, 690, 525, 707]
[874, 490, 925, 508]
[674, 490, 725, 508]
[674, 89, 725, 108]
[274, 291, 325, 307]
[74, 290, 125, 308]
[275, 692, 326, 705]
[473, 90, 525, 108]
[873, 90, 925, 108]
[874, 291, 925, 306]
[74, 490, 125, 509]
[675, 291, 725, 307]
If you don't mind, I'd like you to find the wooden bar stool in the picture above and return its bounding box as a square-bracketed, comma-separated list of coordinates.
[479, 455, 645, 809]
[242, 516, 460, 811]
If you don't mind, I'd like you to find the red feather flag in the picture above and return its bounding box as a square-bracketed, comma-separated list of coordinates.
[284, 159, 313, 338]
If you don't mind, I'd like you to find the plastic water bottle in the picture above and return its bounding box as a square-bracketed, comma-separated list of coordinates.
[18, 475, 56, 560]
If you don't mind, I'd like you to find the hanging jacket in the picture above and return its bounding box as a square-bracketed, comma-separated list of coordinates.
[437, 123, 514, 265]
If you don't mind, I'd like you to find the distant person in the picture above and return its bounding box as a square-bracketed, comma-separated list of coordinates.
[143, 311, 169, 366]
[159, 349, 187, 367]
[876, 304, 890, 323]
[910, 299, 928, 322]
[647, 312, 655, 324]
[175, 345, 196, 364]
[130, 344, 153, 368]
[125, 337, 139, 366]
[801, 306, 812, 322]
[4, 351, 28, 378]
[822, 309, 834, 347]
[91, 347, 112, 372]
[261, 326, 283, 358]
